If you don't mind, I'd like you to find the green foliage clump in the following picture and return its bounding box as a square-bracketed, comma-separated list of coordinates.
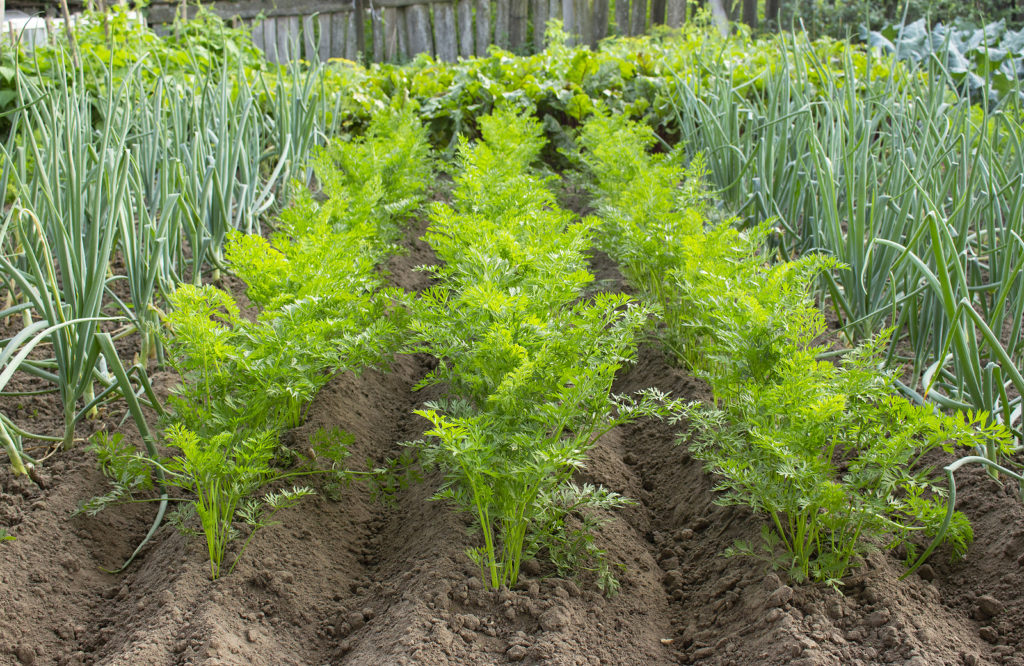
[579, 111, 1006, 586]
[688, 336, 993, 586]
[409, 109, 679, 594]
[168, 109, 430, 442]
[25, 6, 266, 89]
[86, 425, 348, 579]
[85, 110, 432, 578]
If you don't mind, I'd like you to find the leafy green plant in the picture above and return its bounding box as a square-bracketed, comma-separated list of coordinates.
[580, 111, 1009, 585]
[104, 105, 434, 578]
[87, 425, 345, 579]
[408, 109, 679, 592]
[166, 108, 430, 442]
[660, 31, 1024, 448]
[686, 337, 998, 586]
[865, 18, 1024, 105]
[534, 482, 633, 595]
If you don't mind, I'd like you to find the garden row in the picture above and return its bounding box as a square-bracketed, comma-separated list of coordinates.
[81, 104, 1021, 593]
[85, 107, 433, 577]
[3, 14, 1022, 469]
[0, 13, 332, 477]
[1, 8, 1023, 590]
[576, 112, 1017, 584]
[406, 108, 676, 592]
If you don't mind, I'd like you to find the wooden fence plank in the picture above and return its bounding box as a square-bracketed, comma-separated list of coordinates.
[149, 0, 357, 23]
[509, 0, 527, 48]
[397, 8, 409, 59]
[561, 0, 574, 44]
[578, 0, 593, 45]
[383, 7, 399, 60]
[532, 0, 547, 51]
[614, 0, 628, 34]
[650, 0, 665, 25]
[331, 11, 347, 58]
[665, 0, 684, 27]
[372, 10, 384, 61]
[353, 0, 365, 56]
[494, 0, 509, 48]
[319, 13, 331, 61]
[629, 0, 645, 35]
[251, 18, 265, 56]
[276, 16, 291, 61]
[593, 0, 608, 41]
[433, 3, 457, 61]
[302, 14, 317, 60]
[290, 16, 302, 59]
[344, 11, 358, 60]
[474, 0, 490, 56]
[405, 4, 432, 57]
[263, 17, 278, 61]
[456, 0, 474, 57]
[548, 0, 561, 28]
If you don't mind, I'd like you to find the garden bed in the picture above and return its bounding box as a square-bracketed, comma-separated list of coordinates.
[2, 213, 1023, 666]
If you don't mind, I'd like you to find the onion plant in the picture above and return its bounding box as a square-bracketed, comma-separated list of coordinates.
[171, 67, 287, 281]
[1, 62, 130, 449]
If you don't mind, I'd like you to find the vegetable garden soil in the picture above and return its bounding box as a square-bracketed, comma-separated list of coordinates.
[3, 216, 1024, 666]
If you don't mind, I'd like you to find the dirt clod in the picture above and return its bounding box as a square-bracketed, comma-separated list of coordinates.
[866, 610, 891, 627]
[507, 644, 528, 661]
[980, 627, 1000, 643]
[539, 606, 571, 632]
[14, 646, 36, 664]
[766, 585, 794, 608]
[978, 595, 1005, 619]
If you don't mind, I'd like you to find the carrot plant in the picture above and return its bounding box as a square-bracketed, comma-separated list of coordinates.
[410, 109, 679, 593]
[85, 425, 348, 579]
[84, 110, 432, 576]
[580, 112, 1009, 586]
[167, 109, 429, 441]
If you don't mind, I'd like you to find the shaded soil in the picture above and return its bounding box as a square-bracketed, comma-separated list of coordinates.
[2, 216, 1024, 666]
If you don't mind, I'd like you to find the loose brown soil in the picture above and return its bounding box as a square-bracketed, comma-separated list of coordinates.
[2, 213, 1024, 666]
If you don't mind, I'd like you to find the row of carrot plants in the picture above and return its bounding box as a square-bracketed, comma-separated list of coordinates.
[84, 109, 432, 578]
[406, 108, 677, 593]
[576, 112, 1017, 586]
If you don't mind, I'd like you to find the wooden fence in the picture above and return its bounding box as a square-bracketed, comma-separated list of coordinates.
[146, 0, 692, 64]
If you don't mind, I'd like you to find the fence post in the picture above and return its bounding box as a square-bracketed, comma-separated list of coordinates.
[457, 0, 474, 57]
[495, 0, 510, 47]
[434, 3, 457, 60]
[593, 0, 608, 41]
[629, 0, 646, 35]
[665, 0, 684, 27]
[614, 0, 628, 34]
[475, 0, 490, 55]
[532, 0, 548, 50]
[405, 4, 432, 56]
[650, 0, 665, 26]
[510, 0, 528, 48]
[354, 0, 365, 59]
